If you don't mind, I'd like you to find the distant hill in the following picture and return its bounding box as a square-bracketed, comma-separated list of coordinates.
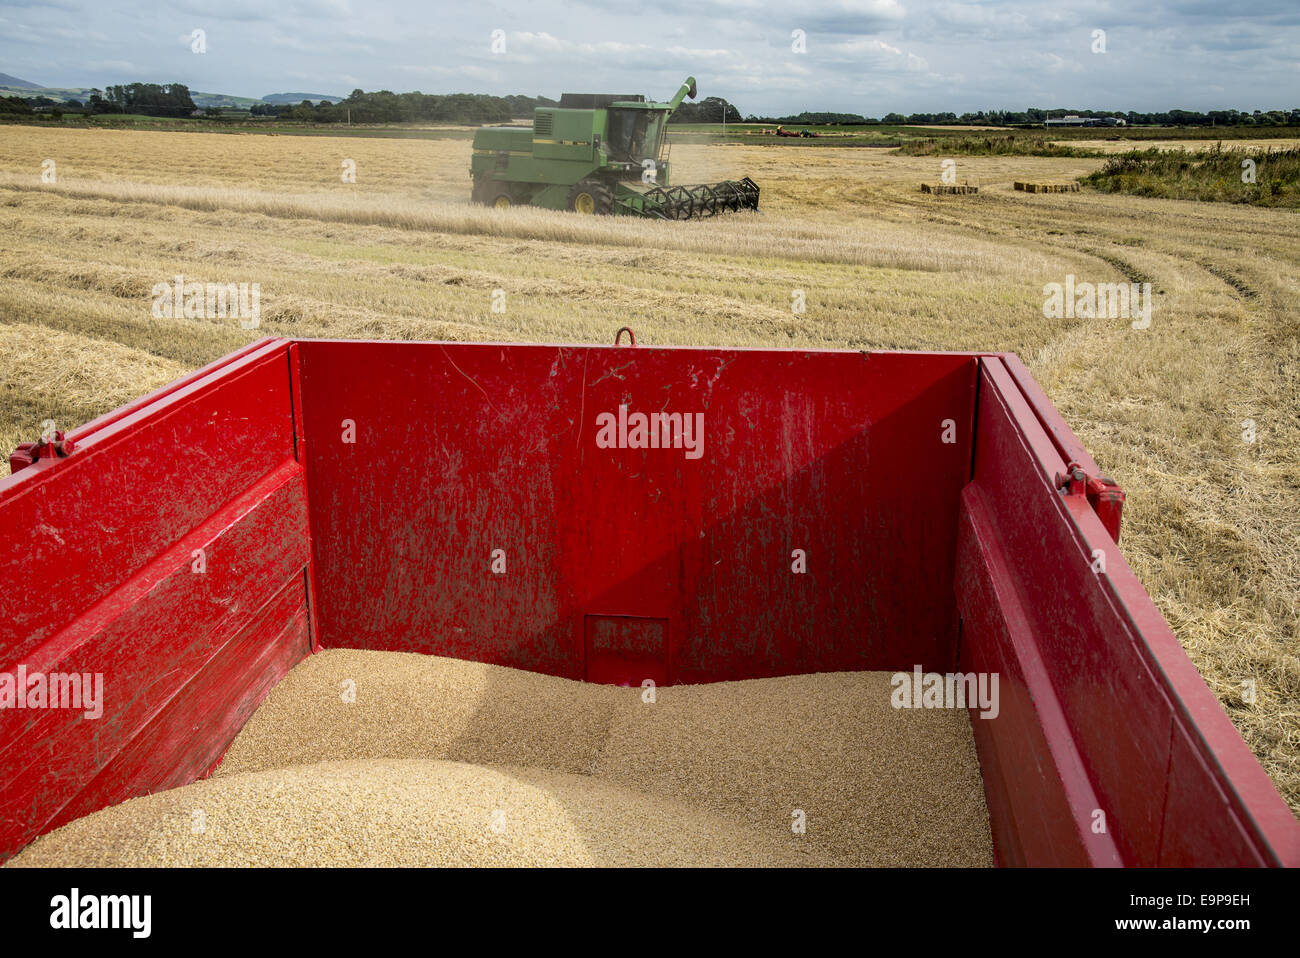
[0, 81, 262, 110]
[0, 72, 41, 89]
[261, 92, 342, 105]
[192, 91, 263, 109]
[0, 84, 95, 102]
[0, 73, 288, 110]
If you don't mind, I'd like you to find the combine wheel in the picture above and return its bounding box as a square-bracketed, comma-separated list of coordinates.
[568, 180, 614, 215]
[474, 177, 515, 209]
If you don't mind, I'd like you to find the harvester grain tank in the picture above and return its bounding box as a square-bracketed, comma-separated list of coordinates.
[470, 76, 759, 219]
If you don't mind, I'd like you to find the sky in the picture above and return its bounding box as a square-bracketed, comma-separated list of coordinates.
[1, 0, 1297, 115]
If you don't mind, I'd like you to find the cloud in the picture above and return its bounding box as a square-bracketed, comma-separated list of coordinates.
[169, 0, 274, 22]
[0, 0, 1296, 115]
[85, 59, 140, 74]
[397, 63, 498, 82]
[1029, 52, 1084, 75]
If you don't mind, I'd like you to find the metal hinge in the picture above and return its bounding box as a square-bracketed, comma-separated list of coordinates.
[9, 431, 77, 474]
[1055, 461, 1125, 543]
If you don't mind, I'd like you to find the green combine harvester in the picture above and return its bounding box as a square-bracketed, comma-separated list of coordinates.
[469, 76, 759, 219]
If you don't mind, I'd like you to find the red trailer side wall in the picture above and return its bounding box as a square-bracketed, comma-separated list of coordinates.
[293, 342, 977, 683]
[0, 339, 311, 862]
[958, 356, 1300, 867]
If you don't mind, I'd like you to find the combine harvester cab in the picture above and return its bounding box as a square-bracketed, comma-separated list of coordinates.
[0, 338, 1297, 867]
[469, 76, 760, 219]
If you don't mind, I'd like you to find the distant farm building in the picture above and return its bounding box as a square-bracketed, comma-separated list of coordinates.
[1043, 115, 1127, 128]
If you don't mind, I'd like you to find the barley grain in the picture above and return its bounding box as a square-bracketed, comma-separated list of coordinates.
[9, 649, 993, 867]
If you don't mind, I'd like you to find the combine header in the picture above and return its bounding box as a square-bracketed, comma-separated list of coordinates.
[470, 77, 759, 219]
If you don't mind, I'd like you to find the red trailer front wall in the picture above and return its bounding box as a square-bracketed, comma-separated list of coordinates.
[293, 341, 977, 683]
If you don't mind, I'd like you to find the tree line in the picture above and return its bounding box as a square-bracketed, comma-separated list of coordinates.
[2, 84, 197, 117]
[5, 84, 1297, 128]
[669, 98, 744, 123]
[253, 90, 559, 123]
[750, 107, 1300, 127]
[89, 83, 197, 116]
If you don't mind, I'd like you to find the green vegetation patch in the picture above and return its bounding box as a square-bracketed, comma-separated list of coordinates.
[1081, 145, 1300, 207]
[897, 134, 1101, 157]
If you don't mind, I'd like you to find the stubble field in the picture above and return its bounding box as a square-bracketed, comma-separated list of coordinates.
[0, 124, 1296, 814]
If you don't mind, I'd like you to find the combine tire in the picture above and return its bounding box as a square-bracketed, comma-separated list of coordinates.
[567, 180, 614, 215]
[473, 176, 515, 209]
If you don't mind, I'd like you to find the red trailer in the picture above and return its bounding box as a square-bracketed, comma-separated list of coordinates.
[1, 337, 1296, 866]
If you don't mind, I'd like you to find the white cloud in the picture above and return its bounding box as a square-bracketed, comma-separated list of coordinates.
[1030, 52, 1084, 75]
[0, 0, 1296, 115]
[86, 59, 139, 73]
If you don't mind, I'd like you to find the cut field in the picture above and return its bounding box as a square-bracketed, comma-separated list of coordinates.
[1, 125, 1296, 816]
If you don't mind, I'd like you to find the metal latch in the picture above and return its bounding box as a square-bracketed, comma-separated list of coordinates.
[9, 431, 77, 474]
[1055, 461, 1125, 543]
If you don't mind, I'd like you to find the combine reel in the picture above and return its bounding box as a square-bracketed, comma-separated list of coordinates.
[639, 177, 761, 220]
